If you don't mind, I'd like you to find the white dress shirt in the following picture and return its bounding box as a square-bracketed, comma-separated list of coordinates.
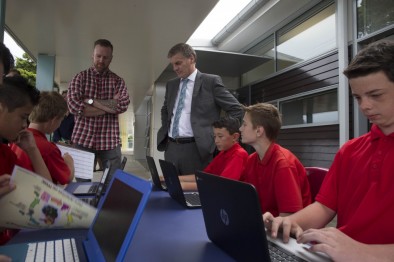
[169, 69, 197, 138]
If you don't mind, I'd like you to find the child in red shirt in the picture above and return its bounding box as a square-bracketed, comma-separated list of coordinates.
[176, 117, 248, 191]
[0, 77, 51, 245]
[264, 40, 394, 261]
[239, 103, 311, 217]
[11, 91, 75, 184]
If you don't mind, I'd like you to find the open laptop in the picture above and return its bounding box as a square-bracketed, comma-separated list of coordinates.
[0, 170, 152, 262]
[146, 155, 167, 191]
[79, 179, 108, 207]
[120, 156, 128, 170]
[195, 171, 331, 262]
[71, 163, 111, 196]
[159, 159, 201, 208]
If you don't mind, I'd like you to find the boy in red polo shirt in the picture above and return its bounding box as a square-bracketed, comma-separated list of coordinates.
[11, 91, 75, 185]
[0, 77, 51, 246]
[176, 117, 248, 191]
[264, 40, 394, 261]
[239, 103, 311, 217]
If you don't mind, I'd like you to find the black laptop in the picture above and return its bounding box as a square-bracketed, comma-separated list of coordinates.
[146, 155, 167, 191]
[71, 163, 111, 196]
[79, 177, 109, 207]
[195, 171, 331, 262]
[159, 159, 201, 208]
[120, 156, 128, 170]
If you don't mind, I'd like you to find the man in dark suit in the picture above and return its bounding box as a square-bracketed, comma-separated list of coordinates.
[157, 43, 243, 175]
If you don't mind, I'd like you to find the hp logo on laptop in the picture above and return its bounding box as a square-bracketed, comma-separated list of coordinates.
[220, 209, 229, 226]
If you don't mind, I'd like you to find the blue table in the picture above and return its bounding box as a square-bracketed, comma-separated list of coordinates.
[9, 188, 235, 262]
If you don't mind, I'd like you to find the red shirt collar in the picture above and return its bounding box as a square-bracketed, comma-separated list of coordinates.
[370, 124, 394, 140]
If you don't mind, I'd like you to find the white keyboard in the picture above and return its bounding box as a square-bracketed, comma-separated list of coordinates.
[25, 238, 80, 262]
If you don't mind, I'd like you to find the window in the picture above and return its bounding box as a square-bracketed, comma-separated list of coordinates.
[242, 35, 275, 85]
[279, 89, 338, 127]
[277, 4, 336, 71]
[357, 0, 394, 38]
[243, 2, 336, 85]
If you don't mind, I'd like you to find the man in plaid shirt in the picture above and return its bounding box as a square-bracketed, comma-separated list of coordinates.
[67, 39, 130, 180]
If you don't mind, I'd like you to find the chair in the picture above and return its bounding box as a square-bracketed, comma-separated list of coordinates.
[305, 167, 329, 202]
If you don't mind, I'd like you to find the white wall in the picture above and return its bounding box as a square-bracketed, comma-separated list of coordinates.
[151, 83, 166, 156]
[134, 96, 150, 160]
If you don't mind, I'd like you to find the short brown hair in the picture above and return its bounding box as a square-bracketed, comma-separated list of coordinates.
[343, 40, 394, 82]
[167, 43, 197, 62]
[212, 117, 241, 135]
[1, 76, 40, 112]
[243, 103, 282, 141]
[29, 91, 68, 123]
[94, 39, 113, 52]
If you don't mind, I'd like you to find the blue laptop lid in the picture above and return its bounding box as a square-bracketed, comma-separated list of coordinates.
[83, 169, 152, 262]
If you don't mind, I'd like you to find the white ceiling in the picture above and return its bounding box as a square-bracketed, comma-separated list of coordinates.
[4, 0, 321, 111]
[5, 0, 218, 111]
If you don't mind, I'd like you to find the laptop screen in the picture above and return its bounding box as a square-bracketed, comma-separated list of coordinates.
[92, 178, 143, 262]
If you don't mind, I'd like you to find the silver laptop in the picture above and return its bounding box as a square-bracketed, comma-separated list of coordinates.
[159, 159, 201, 208]
[0, 170, 152, 262]
[195, 171, 331, 262]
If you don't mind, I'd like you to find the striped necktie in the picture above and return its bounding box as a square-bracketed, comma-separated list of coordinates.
[172, 79, 189, 138]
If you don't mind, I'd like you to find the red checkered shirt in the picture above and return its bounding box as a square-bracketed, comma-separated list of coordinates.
[67, 67, 130, 150]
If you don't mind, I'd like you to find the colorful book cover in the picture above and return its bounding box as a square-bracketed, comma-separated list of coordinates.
[0, 166, 97, 229]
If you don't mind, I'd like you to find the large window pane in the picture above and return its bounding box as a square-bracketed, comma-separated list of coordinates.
[277, 4, 336, 71]
[242, 35, 275, 85]
[357, 0, 394, 38]
[280, 90, 338, 126]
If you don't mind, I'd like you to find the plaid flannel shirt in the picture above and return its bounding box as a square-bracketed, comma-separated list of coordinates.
[67, 67, 130, 150]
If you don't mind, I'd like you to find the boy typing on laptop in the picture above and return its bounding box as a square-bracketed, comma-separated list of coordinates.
[264, 40, 394, 261]
[175, 117, 248, 191]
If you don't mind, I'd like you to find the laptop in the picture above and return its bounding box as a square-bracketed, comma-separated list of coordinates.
[146, 155, 167, 191]
[79, 178, 109, 207]
[158, 159, 201, 209]
[195, 171, 331, 262]
[120, 156, 128, 170]
[71, 163, 111, 196]
[0, 170, 152, 262]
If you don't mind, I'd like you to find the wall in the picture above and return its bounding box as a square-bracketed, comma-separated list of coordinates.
[134, 96, 150, 160]
[151, 83, 166, 160]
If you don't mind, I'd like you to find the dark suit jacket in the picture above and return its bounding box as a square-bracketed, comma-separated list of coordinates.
[157, 71, 243, 164]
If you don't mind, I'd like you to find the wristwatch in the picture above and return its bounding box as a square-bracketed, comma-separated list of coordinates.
[87, 99, 94, 105]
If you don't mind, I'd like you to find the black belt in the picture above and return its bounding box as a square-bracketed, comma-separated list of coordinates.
[169, 137, 195, 144]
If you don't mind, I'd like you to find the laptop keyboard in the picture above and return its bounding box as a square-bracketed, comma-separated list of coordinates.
[26, 238, 80, 262]
[185, 192, 201, 206]
[81, 197, 97, 206]
[88, 184, 98, 194]
[268, 241, 306, 262]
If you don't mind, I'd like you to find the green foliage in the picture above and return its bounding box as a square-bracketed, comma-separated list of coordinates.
[15, 53, 37, 86]
[357, 0, 394, 38]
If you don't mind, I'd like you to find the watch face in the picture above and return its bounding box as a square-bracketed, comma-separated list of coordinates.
[88, 99, 93, 105]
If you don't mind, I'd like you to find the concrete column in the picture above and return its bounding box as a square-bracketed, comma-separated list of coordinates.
[0, 0, 5, 41]
[336, 0, 349, 146]
[36, 54, 55, 91]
